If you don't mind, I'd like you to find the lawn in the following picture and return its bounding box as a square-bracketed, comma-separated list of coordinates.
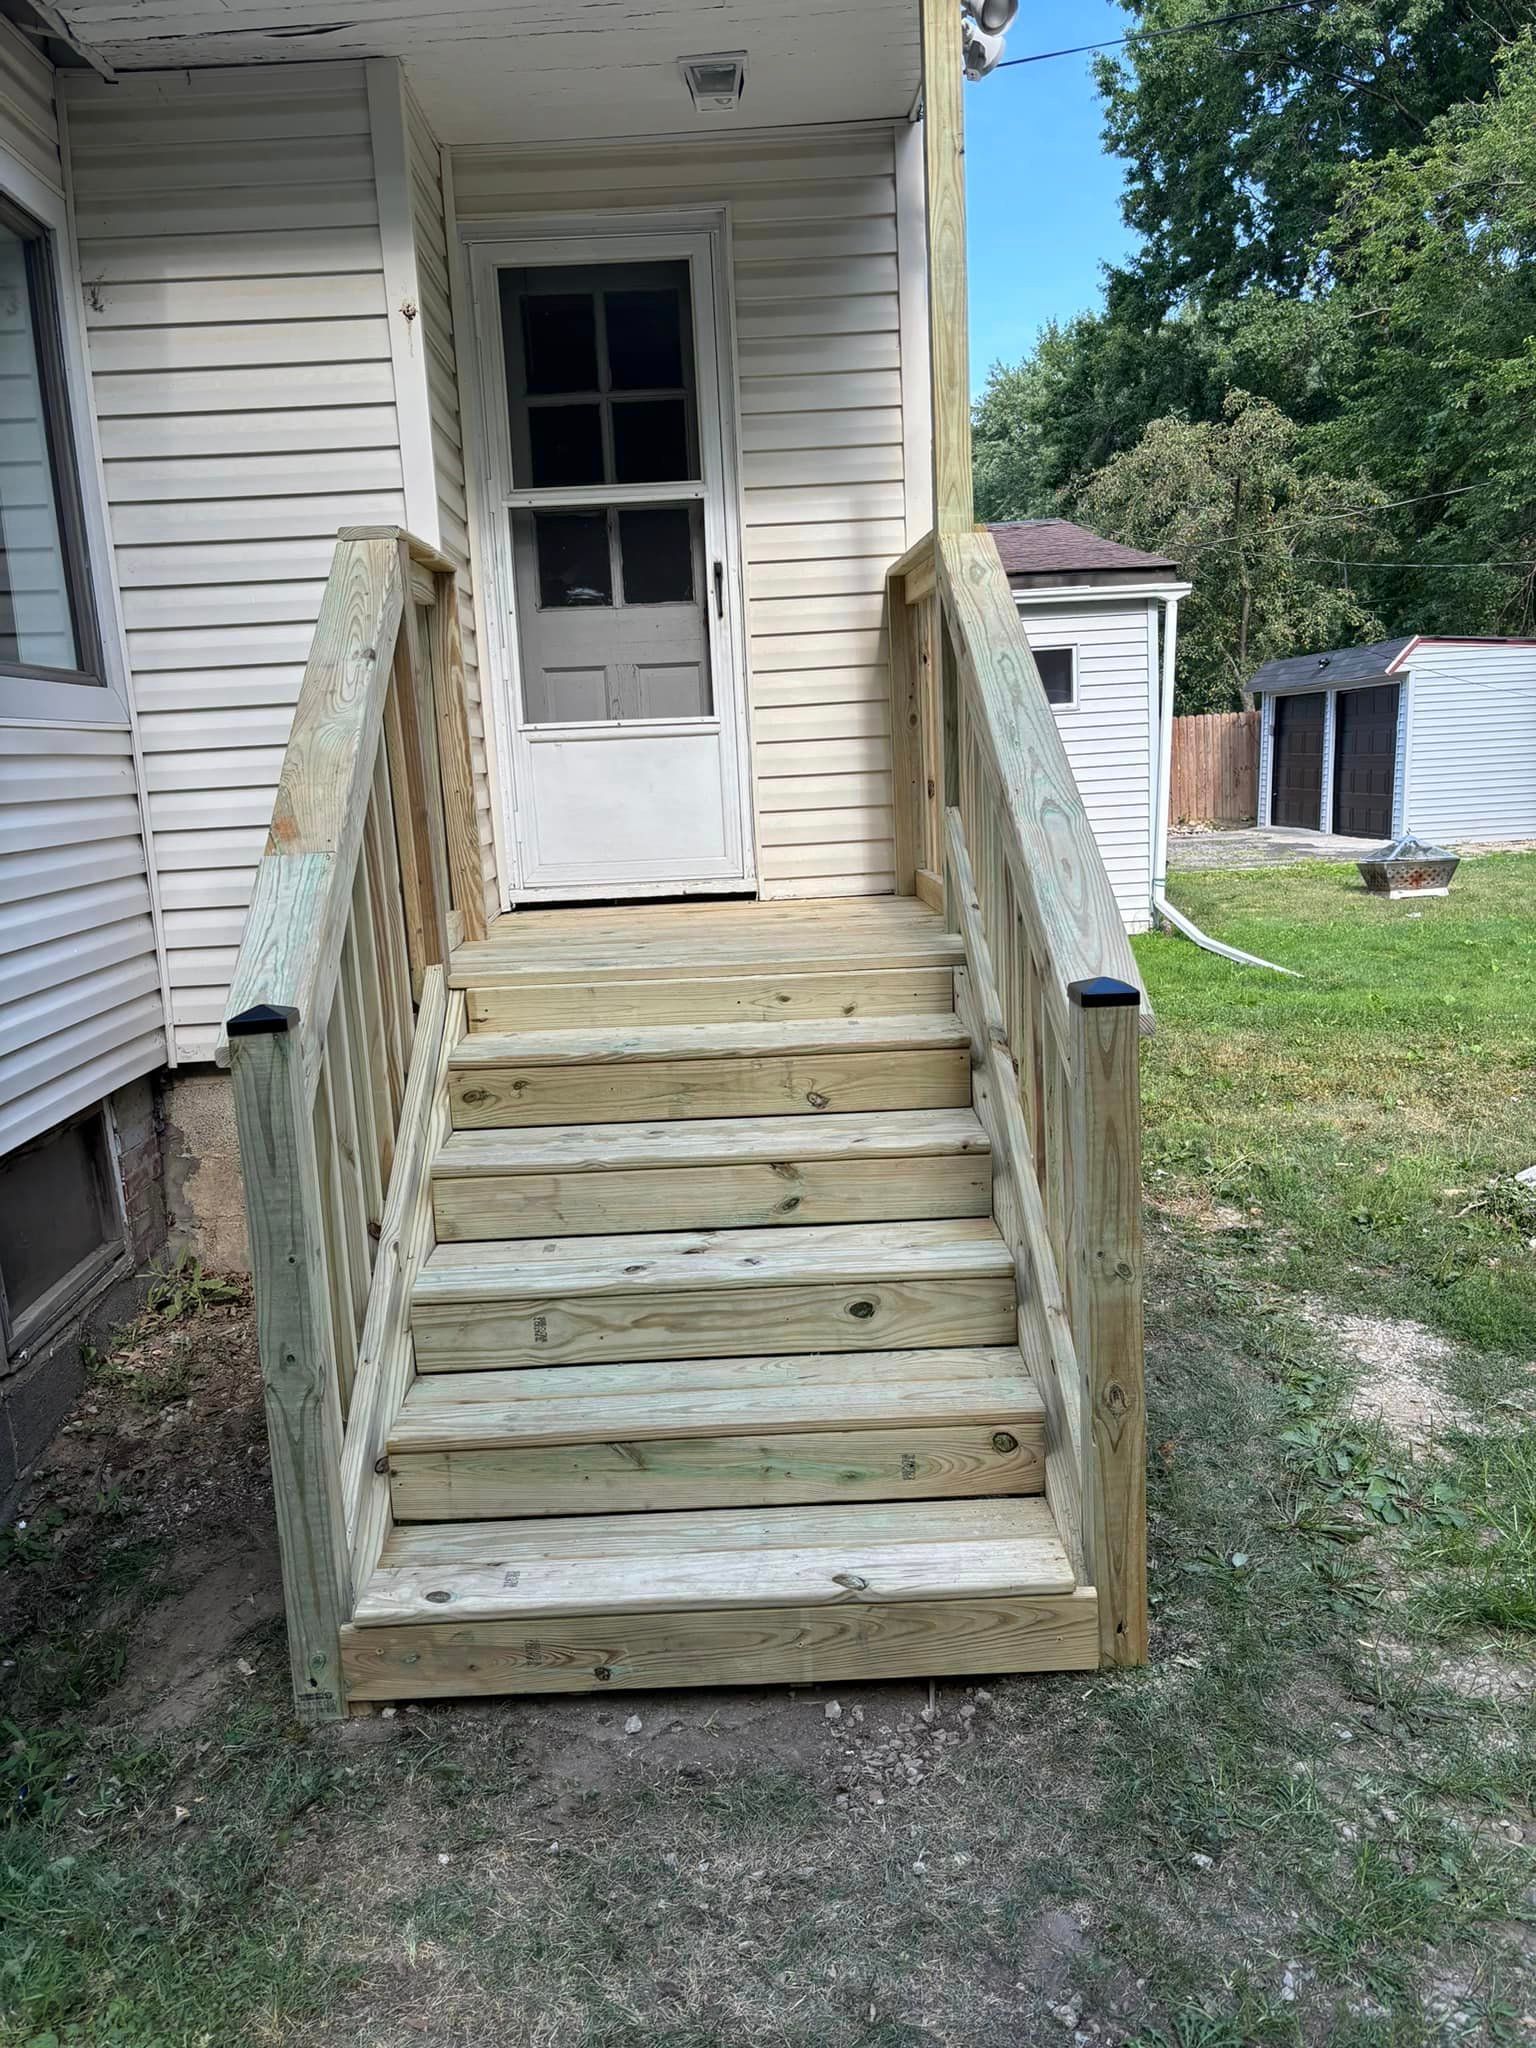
[0, 855, 1531, 2048]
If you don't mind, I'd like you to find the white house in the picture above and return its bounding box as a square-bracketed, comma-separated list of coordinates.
[1253, 635, 1536, 841]
[991, 520, 1191, 933]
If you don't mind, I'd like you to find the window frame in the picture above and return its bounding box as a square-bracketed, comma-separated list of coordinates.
[0, 1102, 128, 1367]
[0, 188, 103, 691]
[1031, 642, 1080, 712]
[0, 127, 132, 729]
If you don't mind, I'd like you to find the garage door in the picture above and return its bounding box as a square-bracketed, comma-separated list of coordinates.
[1271, 691, 1326, 828]
[1333, 683, 1399, 838]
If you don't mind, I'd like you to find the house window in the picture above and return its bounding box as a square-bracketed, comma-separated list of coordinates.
[1033, 645, 1077, 708]
[0, 1108, 123, 1358]
[0, 194, 100, 686]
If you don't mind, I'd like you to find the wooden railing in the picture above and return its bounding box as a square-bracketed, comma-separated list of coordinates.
[222, 528, 482, 1721]
[887, 529, 1149, 1665]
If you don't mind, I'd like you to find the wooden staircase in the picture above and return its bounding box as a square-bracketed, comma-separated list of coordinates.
[224, 529, 1147, 1723]
[339, 900, 1097, 1701]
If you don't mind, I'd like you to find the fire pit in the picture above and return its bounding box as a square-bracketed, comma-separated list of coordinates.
[1357, 832, 1460, 899]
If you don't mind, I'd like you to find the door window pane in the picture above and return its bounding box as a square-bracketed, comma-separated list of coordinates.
[0, 215, 94, 680]
[528, 404, 604, 489]
[619, 508, 696, 606]
[606, 287, 684, 389]
[532, 512, 612, 609]
[520, 290, 598, 394]
[612, 399, 689, 484]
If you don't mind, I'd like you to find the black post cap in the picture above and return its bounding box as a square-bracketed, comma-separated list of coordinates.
[227, 1003, 299, 1037]
[1067, 976, 1140, 1009]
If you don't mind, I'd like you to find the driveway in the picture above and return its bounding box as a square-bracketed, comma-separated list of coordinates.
[1170, 825, 1381, 870]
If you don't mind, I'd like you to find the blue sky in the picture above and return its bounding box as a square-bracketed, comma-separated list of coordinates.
[963, 0, 1139, 392]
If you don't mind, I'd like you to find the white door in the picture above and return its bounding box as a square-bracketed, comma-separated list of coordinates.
[473, 229, 754, 899]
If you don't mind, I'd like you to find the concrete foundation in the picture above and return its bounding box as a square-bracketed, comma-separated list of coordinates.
[159, 1067, 250, 1274]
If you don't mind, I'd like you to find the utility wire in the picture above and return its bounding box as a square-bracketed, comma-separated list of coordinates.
[994, 0, 1323, 71]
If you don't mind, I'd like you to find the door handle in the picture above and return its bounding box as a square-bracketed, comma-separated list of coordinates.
[713, 559, 725, 620]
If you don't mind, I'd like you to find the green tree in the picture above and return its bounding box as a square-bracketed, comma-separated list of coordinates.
[1312, 31, 1536, 631]
[1070, 393, 1386, 711]
[972, 354, 1059, 521]
[1098, 0, 1529, 306]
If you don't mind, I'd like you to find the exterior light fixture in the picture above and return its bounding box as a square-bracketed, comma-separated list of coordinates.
[680, 52, 746, 111]
[961, 0, 1018, 77]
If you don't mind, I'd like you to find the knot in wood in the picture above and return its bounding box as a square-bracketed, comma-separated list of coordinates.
[846, 1299, 877, 1321]
[991, 1431, 1019, 1454]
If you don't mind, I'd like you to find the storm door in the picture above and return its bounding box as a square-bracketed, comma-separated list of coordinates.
[476, 232, 752, 897]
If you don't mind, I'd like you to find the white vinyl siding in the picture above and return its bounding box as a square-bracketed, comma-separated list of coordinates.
[1017, 599, 1154, 933]
[1403, 644, 1536, 840]
[404, 87, 499, 924]
[63, 62, 408, 1061]
[451, 126, 910, 900]
[0, 24, 165, 1154]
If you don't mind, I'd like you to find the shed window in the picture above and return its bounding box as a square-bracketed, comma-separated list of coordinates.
[1033, 645, 1077, 708]
[0, 196, 100, 686]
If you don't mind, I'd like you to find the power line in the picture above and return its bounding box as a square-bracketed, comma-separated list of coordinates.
[1298, 556, 1534, 572]
[995, 0, 1322, 71]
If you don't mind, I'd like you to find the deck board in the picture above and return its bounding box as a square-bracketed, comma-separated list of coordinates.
[450, 894, 962, 988]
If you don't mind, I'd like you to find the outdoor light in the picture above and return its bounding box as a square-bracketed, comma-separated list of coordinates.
[679, 52, 747, 111]
[961, 0, 1018, 76]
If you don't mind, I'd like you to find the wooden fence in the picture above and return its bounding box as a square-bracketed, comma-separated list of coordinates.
[1170, 711, 1260, 825]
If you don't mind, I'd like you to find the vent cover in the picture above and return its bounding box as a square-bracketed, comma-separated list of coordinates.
[679, 51, 746, 112]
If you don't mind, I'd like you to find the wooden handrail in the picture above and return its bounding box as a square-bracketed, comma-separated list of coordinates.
[890, 524, 1149, 1666]
[223, 527, 484, 1721]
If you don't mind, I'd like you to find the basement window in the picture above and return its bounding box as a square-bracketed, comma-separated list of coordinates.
[1033, 645, 1078, 709]
[0, 1107, 124, 1360]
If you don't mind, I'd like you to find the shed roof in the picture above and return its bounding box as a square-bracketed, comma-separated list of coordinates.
[1250, 634, 1536, 695]
[1249, 637, 1417, 694]
[988, 520, 1178, 580]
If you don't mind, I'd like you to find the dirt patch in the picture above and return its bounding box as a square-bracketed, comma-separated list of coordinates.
[1151, 1188, 1252, 1233]
[1, 1274, 275, 1731]
[1300, 1301, 1475, 1450]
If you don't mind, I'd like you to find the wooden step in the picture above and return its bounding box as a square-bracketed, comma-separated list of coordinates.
[341, 1499, 1096, 1699]
[466, 966, 957, 1034]
[410, 1219, 1018, 1369]
[430, 1109, 992, 1240]
[387, 1347, 1044, 1518]
[449, 895, 964, 993]
[447, 1015, 972, 1129]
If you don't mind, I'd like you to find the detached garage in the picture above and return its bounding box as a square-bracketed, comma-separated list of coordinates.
[1253, 636, 1536, 842]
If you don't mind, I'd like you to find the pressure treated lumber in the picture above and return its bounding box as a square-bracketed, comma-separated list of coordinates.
[230, 1023, 351, 1724]
[450, 895, 963, 988]
[340, 1590, 1101, 1698]
[412, 1220, 1018, 1370]
[389, 1423, 1044, 1520]
[448, 1015, 972, 1129]
[430, 1108, 992, 1238]
[465, 966, 957, 1033]
[921, 0, 972, 533]
[354, 1496, 1073, 1625]
[393, 1347, 1040, 1446]
[1069, 983, 1149, 1666]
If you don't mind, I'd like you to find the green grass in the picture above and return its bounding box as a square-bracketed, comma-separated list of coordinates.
[0, 856, 1531, 2046]
[1138, 853, 1536, 1356]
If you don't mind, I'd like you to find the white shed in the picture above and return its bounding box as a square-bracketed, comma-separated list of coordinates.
[991, 521, 1191, 934]
[1252, 636, 1536, 842]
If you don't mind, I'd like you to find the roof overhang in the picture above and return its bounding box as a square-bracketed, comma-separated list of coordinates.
[1011, 580, 1193, 607]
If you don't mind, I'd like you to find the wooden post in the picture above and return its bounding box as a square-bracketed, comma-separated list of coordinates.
[888, 570, 922, 894]
[1066, 976, 1148, 1666]
[228, 1009, 352, 1722]
[920, 0, 973, 534]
